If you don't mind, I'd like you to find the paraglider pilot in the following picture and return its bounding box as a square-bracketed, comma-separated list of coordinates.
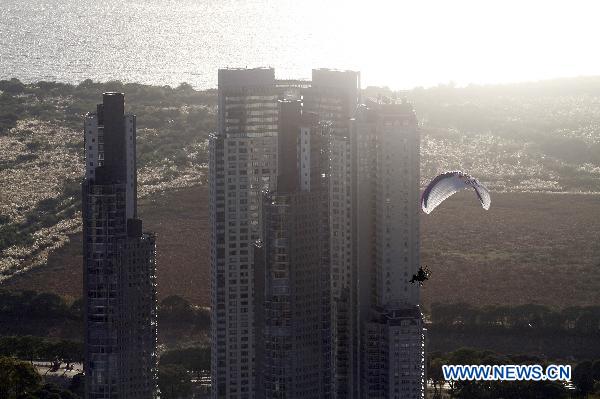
[410, 265, 431, 286]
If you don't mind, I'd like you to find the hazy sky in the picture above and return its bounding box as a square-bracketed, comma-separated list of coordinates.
[310, 0, 600, 87]
[1, 0, 598, 88]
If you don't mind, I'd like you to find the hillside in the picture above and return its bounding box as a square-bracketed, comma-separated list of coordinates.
[0, 80, 215, 280]
[4, 186, 600, 309]
[2, 77, 600, 305]
[4, 186, 210, 305]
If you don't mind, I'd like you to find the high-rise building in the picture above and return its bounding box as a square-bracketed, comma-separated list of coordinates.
[353, 100, 426, 399]
[211, 68, 429, 399]
[254, 100, 332, 399]
[211, 68, 360, 399]
[304, 69, 361, 399]
[82, 93, 158, 399]
[210, 68, 280, 399]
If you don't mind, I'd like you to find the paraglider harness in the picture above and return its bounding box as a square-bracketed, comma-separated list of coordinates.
[410, 265, 431, 286]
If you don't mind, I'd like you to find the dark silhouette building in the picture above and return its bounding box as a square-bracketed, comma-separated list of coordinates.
[304, 69, 361, 399]
[254, 100, 332, 399]
[82, 93, 158, 399]
[210, 68, 359, 399]
[210, 69, 425, 399]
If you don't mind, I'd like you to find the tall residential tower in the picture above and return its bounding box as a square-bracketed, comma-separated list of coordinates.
[211, 68, 427, 399]
[210, 68, 280, 399]
[82, 93, 158, 399]
[305, 70, 361, 399]
[353, 100, 426, 399]
[210, 68, 360, 399]
[254, 101, 332, 399]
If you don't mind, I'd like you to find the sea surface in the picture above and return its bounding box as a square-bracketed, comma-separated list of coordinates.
[1, 0, 599, 89]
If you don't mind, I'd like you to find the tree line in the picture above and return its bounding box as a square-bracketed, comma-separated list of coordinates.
[0, 78, 215, 168]
[4, 289, 598, 340]
[429, 348, 600, 398]
[430, 302, 600, 335]
[0, 289, 210, 335]
[0, 290, 211, 398]
[0, 341, 208, 399]
[0, 356, 83, 399]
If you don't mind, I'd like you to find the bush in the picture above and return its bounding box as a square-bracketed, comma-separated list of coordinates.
[0, 336, 82, 363]
[159, 295, 210, 328]
[0, 78, 26, 94]
[158, 364, 193, 399]
[161, 346, 210, 374]
[0, 356, 42, 399]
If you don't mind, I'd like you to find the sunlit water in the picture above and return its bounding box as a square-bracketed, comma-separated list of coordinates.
[2, 0, 600, 89]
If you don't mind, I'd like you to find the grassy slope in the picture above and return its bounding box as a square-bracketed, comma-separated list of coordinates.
[3, 77, 600, 309]
[421, 190, 600, 309]
[3, 186, 210, 306]
[0, 80, 215, 279]
[5, 186, 600, 309]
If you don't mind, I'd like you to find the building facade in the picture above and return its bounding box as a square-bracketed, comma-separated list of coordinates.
[353, 101, 426, 399]
[210, 68, 360, 399]
[254, 101, 332, 399]
[210, 68, 280, 399]
[210, 68, 425, 399]
[82, 93, 158, 399]
[304, 70, 361, 399]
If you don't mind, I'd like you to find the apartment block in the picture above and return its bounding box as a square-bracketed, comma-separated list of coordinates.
[210, 68, 280, 399]
[211, 68, 360, 399]
[353, 100, 426, 399]
[210, 68, 425, 399]
[82, 93, 158, 399]
[254, 101, 332, 399]
[305, 69, 361, 399]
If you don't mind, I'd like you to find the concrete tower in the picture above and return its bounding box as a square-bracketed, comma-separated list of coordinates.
[82, 93, 158, 399]
[353, 100, 426, 399]
[210, 67, 361, 399]
[210, 68, 280, 399]
[254, 101, 332, 399]
[304, 69, 361, 399]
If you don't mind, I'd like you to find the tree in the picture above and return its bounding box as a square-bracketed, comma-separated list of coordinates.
[51, 340, 83, 367]
[29, 293, 68, 319]
[0, 336, 82, 364]
[592, 359, 600, 382]
[448, 348, 480, 365]
[68, 373, 85, 398]
[25, 382, 79, 399]
[572, 361, 594, 396]
[69, 299, 83, 320]
[0, 78, 26, 94]
[0, 356, 41, 399]
[158, 364, 193, 399]
[428, 357, 445, 398]
[160, 295, 192, 323]
[176, 82, 194, 92]
[534, 381, 568, 398]
[161, 346, 210, 378]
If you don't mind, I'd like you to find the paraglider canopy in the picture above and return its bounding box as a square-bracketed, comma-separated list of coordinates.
[422, 171, 491, 214]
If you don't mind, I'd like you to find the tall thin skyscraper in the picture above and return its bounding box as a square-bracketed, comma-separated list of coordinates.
[254, 100, 332, 399]
[353, 100, 426, 399]
[210, 68, 280, 399]
[305, 69, 361, 399]
[82, 93, 158, 399]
